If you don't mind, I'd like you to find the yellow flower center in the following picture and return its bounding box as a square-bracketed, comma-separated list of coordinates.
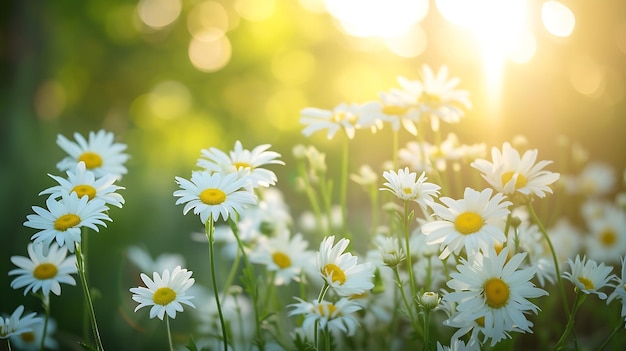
[600, 228, 617, 247]
[419, 92, 442, 106]
[233, 161, 253, 170]
[323, 263, 346, 285]
[153, 287, 177, 306]
[578, 276, 594, 290]
[332, 111, 357, 124]
[20, 331, 36, 343]
[79, 152, 103, 169]
[403, 187, 413, 195]
[382, 104, 408, 116]
[454, 212, 484, 235]
[272, 252, 291, 269]
[475, 316, 485, 327]
[54, 214, 81, 231]
[501, 171, 528, 189]
[200, 188, 226, 205]
[33, 263, 58, 280]
[484, 278, 510, 308]
[316, 303, 337, 317]
[72, 184, 97, 200]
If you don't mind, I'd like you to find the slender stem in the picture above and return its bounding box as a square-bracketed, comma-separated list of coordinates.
[392, 267, 422, 339]
[221, 248, 241, 298]
[296, 161, 324, 236]
[402, 201, 417, 300]
[263, 271, 277, 315]
[324, 324, 331, 351]
[6, 339, 12, 351]
[423, 308, 431, 351]
[314, 283, 331, 350]
[166, 315, 174, 351]
[340, 136, 349, 237]
[75, 240, 104, 350]
[527, 203, 571, 316]
[597, 318, 626, 351]
[40, 295, 50, 351]
[205, 217, 229, 351]
[555, 292, 586, 350]
[369, 182, 379, 239]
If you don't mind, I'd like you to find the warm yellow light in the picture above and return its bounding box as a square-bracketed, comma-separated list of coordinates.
[324, 0, 429, 38]
[187, 1, 229, 42]
[235, 0, 276, 22]
[137, 0, 181, 29]
[385, 25, 427, 58]
[148, 81, 191, 120]
[542, 1, 575, 37]
[569, 55, 604, 96]
[188, 36, 232, 72]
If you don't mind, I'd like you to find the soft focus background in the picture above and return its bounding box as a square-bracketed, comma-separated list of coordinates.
[2, 0, 626, 349]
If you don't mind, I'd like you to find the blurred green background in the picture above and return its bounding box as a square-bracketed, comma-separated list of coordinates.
[2, 0, 626, 349]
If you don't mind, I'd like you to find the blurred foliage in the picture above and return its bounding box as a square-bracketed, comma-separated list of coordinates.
[2, 0, 626, 350]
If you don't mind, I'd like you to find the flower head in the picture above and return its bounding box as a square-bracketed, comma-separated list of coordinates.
[0, 306, 43, 339]
[56, 130, 129, 180]
[562, 255, 615, 299]
[130, 266, 196, 320]
[317, 236, 374, 296]
[288, 297, 362, 336]
[374, 235, 405, 268]
[380, 167, 441, 205]
[607, 257, 626, 320]
[300, 102, 376, 140]
[422, 187, 512, 259]
[471, 142, 560, 201]
[174, 170, 257, 223]
[197, 140, 284, 188]
[23, 191, 111, 252]
[250, 231, 315, 285]
[9, 243, 77, 298]
[9, 317, 58, 351]
[40, 161, 125, 208]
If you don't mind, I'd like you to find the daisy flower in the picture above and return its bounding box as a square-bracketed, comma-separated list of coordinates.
[359, 90, 421, 135]
[288, 297, 362, 337]
[471, 142, 560, 200]
[126, 246, 186, 274]
[130, 266, 196, 320]
[422, 187, 512, 259]
[39, 161, 125, 208]
[174, 170, 257, 223]
[23, 191, 111, 252]
[300, 102, 376, 140]
[197, 140, 284, 188]
[374, 235, 405, 268]
[250, 230, 315, 285]
[56, 129, 129, 180]
[562, 255, 615, 299]
[564, 161, 616, 197]
[9, 317, 58, 351]
[444, 247, 547, 346]
[9, 242, 77, 298]
[380, 167, 441, 206]
[0, 305, 43, 339]
[583, 203, 626, 264]
[398, 65, 471, 131]
[436, 338, 480, 351]
[317, 236, 374, 296]
[607, 257, 626, 322]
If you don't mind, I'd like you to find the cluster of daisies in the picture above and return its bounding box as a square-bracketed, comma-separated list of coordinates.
[4, 64, 626, 351]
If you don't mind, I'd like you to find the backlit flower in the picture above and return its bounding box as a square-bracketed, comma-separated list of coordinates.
[317, 236, 374, 296]
[300, 102, 376, 140]
[130, 266, 196, 320]
[607, 257, 626, 323]
[0, 306, 43, 339]
[288, 297, 362, 336]
[562, 255, 615, 299]
[250, 231, 314, 285]
[380, 167, 441, 206]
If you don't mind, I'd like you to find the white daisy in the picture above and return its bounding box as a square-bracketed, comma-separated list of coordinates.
[288, 297, 362, 337]
[436, 338, 480, 351]
[9, 317, 58, 351]
[9, 242, 77, 298]
[471, 142, 560, 200]
[126, 246, 186, 274]
[197, 140, 284, 188]
[23, 191, 111, 252]
[564, 161, 616, 197]
[444, 247, 547, 346]
[422, 187, 511, 259]
[374, 235, 405, 268]
[317, 235, 375, 296]
[56, 130, 129, 180]
[380, 167, 441, 206]
[174, 170, 257, 223]
[562, 255, 615, 299]
[0, 305, 43, 339]
[250, 230, 315, 286]
[359, 90, 421, 135]
[130, 265, 196, 320]
[607, 257, 626, 322]
[300, 102, 376, 140]
[39, 161, 125, 208]
[583, 203, 626, 265]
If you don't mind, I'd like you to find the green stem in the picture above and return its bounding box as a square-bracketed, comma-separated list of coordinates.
[402, 201, 417, 300]
[205, 217, 229, 351]
[527, 203, 571, 316]
[263, 271, 277, 315]
[40, 295, 50, 351]
[555, 292, 586, 350]
[340, 136, 349, 237]
[296, 161, 324, 236]
[597, 318, 626, 351]
[75, 239, 104, 350]
[221, 248, 241, 298]
[324, 324, 331, 351]
[166, 315, 174, 351]
[314, 284, 331, 350]
[423, 308, 431, 351]
[392, 267, 422, 339]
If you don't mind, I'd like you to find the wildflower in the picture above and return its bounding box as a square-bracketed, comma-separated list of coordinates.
[350, 164, 378, 187]
[9, 317, 58, 351]
[9, 242, 77, 298]
[126, 246, 186, 274]
[422, 187, 511, 259]
[418, 291, 441, 310]
[288, 297, 362, 336]
[174, 170, 257, 223]
[56, 130, 129, 180]
[583, 202, 626, 264]
[317, 236, 375, 296]
[471, 142, 560, 201]
[607, 257, 626, 323]
[197, 140, 284, 188]
[444, 247, 547, 346]
[250, 231, 315, 285]
[0, 306, 43, 339]
[130, 266, 196, 320]
[374, 235, 405, 268]
[359, 90, 420, 135]
[380, 167, 441, 205]
[23, 191, 111, 252]
[300, 102, 376, 140]
[564, 161, 616, 197]
[562, 255, 615, 299]
[39, 161, 125, 208]
[436, 338, 480, 351]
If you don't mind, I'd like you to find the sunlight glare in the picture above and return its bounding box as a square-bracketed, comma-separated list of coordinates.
[542, 1, 575, 37]
[187, 1, 229, 42]
[137, 0, 182, 29]
[324, 0, 429, 38]
[188, 36, 232, 72]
